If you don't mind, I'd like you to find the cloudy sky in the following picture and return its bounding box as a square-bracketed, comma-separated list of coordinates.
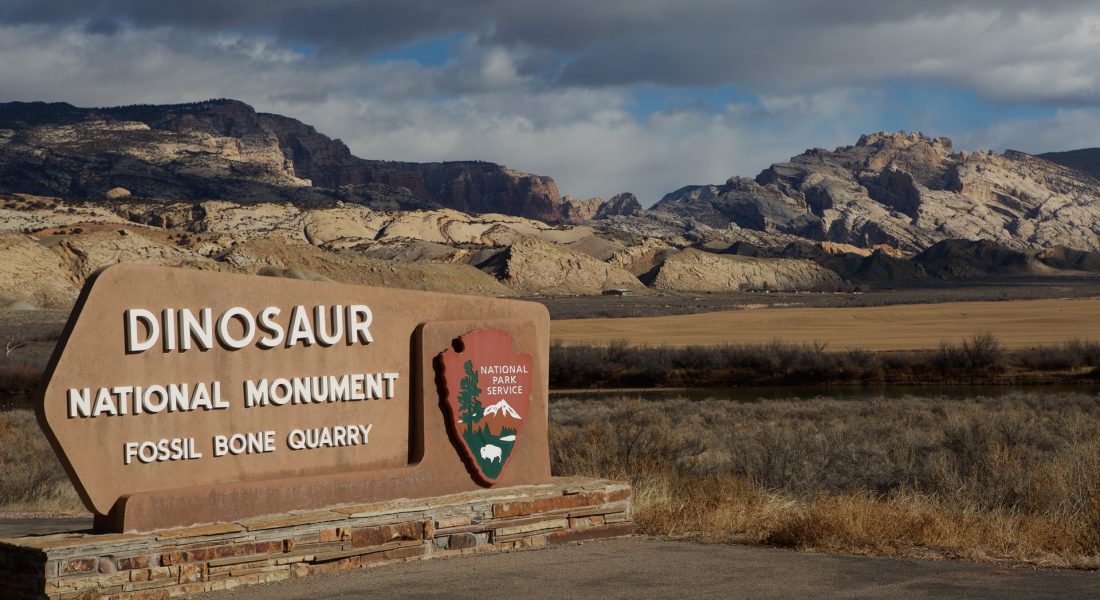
[1, 1, 1099, 204]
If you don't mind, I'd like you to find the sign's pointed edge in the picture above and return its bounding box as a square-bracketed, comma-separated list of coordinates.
[36, 264, 122, 515]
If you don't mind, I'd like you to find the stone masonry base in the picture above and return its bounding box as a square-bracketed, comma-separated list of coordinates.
[0, 477, 632, 599]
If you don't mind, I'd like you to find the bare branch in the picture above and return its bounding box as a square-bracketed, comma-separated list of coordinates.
[5, 337, 27, 357]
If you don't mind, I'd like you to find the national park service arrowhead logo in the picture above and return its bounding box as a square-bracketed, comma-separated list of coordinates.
[439, 328, 532, 485]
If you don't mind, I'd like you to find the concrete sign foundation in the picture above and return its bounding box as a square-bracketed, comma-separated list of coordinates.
[38, 264, 553, 532]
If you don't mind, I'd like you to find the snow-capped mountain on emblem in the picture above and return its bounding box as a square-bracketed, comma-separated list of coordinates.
[483, 399, 522, 420]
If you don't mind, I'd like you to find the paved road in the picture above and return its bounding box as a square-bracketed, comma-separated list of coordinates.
[0, 516, 92, 537]
[194, 537, 1099, 600]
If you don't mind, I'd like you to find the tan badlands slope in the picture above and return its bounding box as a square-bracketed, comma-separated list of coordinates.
[550, 297, 1100, 351]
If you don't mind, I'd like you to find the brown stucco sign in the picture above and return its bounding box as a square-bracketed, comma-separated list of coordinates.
[38, 264, 551, 531]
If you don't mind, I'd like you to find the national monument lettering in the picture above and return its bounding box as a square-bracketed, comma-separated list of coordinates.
[60, 302, 395, 469]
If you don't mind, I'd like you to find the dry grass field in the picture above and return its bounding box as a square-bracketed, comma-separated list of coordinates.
[551, 297, 1100, 350]
[550, 393, 1100, 567]
[0, 410, 82, 513]
[7, 390, 1100, 567]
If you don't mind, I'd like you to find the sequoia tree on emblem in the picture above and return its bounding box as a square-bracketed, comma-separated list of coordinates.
[439, 328, 533, 484]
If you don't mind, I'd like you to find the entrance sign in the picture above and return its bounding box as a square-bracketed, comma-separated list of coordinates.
[39, 264, 551, 530]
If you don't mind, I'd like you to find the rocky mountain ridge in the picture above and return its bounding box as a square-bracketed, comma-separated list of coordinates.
[0, 100, 636, 224]
[4, 100, 1099, 255]
[6, 189, 1100, 309]
[1039, 148, 1100, 180]
[3, 99, 1100, 307]
[648, 131, 1100, 253]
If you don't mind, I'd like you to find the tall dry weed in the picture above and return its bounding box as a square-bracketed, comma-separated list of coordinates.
[0, 410, 83, 513]
[549, 392, 1100, 567]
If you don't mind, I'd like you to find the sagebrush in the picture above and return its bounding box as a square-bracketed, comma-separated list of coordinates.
[549, 393, 1100, 566]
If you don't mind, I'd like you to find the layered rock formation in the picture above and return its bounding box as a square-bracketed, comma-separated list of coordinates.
[0, 196, 592, 305]
[477, 236, 645, 295]
[0, 232, 80, 307]
[642, 248, 843, 292]
[0, 100, 573, 222]
[6, 188, 1100, 308]
[7, 100, 1100, 250]
[595, 193, 644, 219]
[559, 196, 604, 222]
[5, 105, 1100, 305]
[650, 132, 1100, 253]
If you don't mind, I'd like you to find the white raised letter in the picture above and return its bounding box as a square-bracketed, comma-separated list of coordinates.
[286, 305, 315, 347]
[68, 388, 91, 418]
[382, 372, 399, 398]
[315, 305, 343, 346]
[93, 387, 118, 417]
[257, 307, 285, 348]
[216, 307, 256, 349]
[348, 305, 373, 344]
[125, 308, 159, 353]
[162, 308, 176, 351]
[179, 308, 214, 351]
[245, 379, 268, 407]
[212, 381, 229, 409]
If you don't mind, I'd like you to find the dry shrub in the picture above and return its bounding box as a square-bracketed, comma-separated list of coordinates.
[1077, 496, 1100, 554]
[551, 335, 1100, 388]
[549, 400, 704, 479]
[549, 392, 1100, 567]
[0, 362, 42, 393]
[0, 410, 83, 513]
[763, 491, 1082, 564]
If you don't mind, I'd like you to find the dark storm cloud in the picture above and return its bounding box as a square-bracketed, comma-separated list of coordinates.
[4, 0, 1098, 101]
[484, 0, 1098, 92]
[4, 1, 1093, 62]
[1, 0, 295, 30]
[2, 1, 1099, 108]
[275, 1, 489, 54]
[0, 0, 493, 53]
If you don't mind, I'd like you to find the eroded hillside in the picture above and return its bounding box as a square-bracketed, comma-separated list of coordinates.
[644, 132, 1100, 253]
[0, 100, 637, 224]
[2, 100, 1100, 308]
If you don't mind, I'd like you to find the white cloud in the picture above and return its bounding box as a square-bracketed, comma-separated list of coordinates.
[1, 13, 1098, 209]
[294, 87, 886, 205]
[955, 109, 1100, 155]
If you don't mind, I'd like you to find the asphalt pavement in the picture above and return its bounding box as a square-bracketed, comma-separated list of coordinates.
[194, 537, 1100, 600]
[0, 515, 93, 537]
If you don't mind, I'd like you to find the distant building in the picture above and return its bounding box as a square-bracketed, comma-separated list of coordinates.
[602, 288, 631, 296]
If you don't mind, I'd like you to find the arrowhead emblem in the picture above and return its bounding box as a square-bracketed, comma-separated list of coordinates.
[438, 328, 532, 484]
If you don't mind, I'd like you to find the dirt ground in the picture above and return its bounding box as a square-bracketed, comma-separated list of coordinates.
[531, 276, 1100, 319]
[5, 282, 1100, 362]
[550, 297, 1100, 350]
